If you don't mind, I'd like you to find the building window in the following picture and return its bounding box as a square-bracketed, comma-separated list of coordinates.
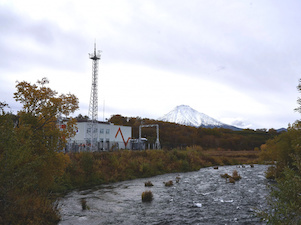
[100, 128, 104, 134]
[87, 128, 91, 133]
[106, 129, 110, 134]
[93, 128, 98, 133]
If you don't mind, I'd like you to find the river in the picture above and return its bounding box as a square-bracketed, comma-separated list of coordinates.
[58, 164, 270, 225]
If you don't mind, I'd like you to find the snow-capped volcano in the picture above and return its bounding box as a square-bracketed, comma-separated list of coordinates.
[158, 105, 240, 130]
[158, 105, 222, 127]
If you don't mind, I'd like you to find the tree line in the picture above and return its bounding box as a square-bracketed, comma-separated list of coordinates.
[109, 115, 280, 151]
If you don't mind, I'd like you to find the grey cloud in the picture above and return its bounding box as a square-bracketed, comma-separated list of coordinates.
[0, 6, 89, 73]
[2, 0, 301, 128]
[96, 1, 301, 129]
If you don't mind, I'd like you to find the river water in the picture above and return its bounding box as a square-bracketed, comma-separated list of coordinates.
[58, 164, 270, 225]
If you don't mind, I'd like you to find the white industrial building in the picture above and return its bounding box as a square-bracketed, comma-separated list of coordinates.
[65, 121, 132, 152]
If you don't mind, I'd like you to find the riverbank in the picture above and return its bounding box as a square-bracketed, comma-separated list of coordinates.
[54, 148, 260, 193]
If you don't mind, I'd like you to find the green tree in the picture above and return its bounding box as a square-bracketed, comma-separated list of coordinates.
[260, 79, 301, 224]
[0, 78, 78, 224]
[262, 148, 301, 224]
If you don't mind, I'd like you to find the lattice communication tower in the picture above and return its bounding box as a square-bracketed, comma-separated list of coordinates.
[88, 43, 101, 151]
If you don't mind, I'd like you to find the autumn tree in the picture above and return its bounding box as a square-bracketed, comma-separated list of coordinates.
[75, 114, 89, 121]
[259, 79, 301, 224]
[0, 78, 79, 224]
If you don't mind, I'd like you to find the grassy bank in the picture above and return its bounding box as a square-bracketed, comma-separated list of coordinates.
[54, 147, 259, 192]
[203, 149, 260, 164]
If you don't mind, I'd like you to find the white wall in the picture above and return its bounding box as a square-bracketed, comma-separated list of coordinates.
[69, 122, 132, 150]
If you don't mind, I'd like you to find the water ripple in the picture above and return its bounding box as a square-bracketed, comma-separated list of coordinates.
[58, 164, 269, 225]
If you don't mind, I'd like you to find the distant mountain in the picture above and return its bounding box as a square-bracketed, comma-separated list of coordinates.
[158, 105, 241, 131]
[276, 128, 287, 133]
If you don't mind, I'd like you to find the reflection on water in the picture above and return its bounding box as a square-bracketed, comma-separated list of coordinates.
[58, 165, 269, 225]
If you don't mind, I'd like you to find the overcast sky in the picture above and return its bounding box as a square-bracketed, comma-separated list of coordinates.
[1, 0, 301, 129]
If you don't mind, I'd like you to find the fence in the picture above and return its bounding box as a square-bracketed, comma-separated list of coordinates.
[64, 140, 129, 152]
[64, 139, 160, 153]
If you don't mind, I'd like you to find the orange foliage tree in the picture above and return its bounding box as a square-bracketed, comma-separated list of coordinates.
[0, 78, 78, 224]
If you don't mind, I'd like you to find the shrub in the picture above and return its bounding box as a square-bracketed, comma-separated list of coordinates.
[164, 180, 173, 187]
[229, 177, 235, 183]
[220, 173, 231, 179]
[141, 191, 153, 202]
[232, 170, 241, 181]
[81, 198, 89, 210]
[145, 181, 154, 187]
[263, 159, 301, 224]
[265, 166, 276, 180]
[221, 171, 241, 183]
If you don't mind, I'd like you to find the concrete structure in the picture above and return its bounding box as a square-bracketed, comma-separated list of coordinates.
[66, 121, 132, 152]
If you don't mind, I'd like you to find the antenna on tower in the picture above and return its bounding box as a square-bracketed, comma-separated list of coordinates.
[88, 42, 101, 151]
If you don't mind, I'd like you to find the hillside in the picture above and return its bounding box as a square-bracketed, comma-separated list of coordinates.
[109, 115, 279, 150]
